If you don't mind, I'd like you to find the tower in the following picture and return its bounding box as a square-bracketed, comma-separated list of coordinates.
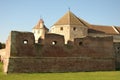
[50, 11, 88, 44]
[32, 19, 49, 43]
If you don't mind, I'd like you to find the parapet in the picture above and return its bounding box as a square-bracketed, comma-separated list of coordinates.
[7, 31, 35, 57]
[74, 36, 113, 47]
[43, 33, 64, 46]
[3, 31, 115, 73]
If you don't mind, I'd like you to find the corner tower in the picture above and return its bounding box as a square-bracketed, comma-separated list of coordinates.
[32, 19, 49, 43]
[50, 11, 88, 44]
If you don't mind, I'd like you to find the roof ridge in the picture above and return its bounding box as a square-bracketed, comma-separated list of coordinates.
[77, 17, 88, 27]
[69, 11, 82, 25]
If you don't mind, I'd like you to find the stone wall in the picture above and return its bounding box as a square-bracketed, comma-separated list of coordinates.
[7, 57, 114, 73]
[70, 25, 88, 41]
[4, 31, 115, 73]
[114, 42, 120, 70]
[10, 31, 35, 57]
[43, 33, 64, 46]
[88, 33, 120, 42]
[3, 32, 12, 73]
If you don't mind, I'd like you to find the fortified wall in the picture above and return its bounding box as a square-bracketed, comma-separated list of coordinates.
[3, 31, 115, 73]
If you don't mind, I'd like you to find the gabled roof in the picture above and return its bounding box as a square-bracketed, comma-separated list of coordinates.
[89, 25, 119, 34]
[33, 19, 49, 31]
[54, 11, 89, 26]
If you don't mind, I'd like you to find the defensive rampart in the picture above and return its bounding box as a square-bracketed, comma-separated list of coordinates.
[3, 31, 115, 73]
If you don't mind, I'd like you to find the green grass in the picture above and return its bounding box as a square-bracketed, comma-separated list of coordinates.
[0, 62, 120, 80]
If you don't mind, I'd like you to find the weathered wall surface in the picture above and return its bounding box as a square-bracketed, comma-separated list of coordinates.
[70, 25, 88, 41]
[0, 49, 6, 61]
[43, 33, 64, 46]
[3, 32, 12, 73]
[50, 25, 70, 44]
[10, 31, 35, 57]
[88, 33, 120, 42]
[114, 42, 120, 70]
[4, 31, 115, 73]
[8, 57, 114, 73]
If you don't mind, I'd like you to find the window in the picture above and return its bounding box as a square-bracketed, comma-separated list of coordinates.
[73, 27, 76, 31]
[52, 41, 57, 45]
[23, 40, 28, 44]
[79, 42, 83, 46]
[60, 27, 63, 31]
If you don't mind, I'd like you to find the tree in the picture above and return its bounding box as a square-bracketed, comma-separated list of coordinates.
[2, 43, 5, 49]
[0, 42, 2, 49]
[0, 42, 5, 49]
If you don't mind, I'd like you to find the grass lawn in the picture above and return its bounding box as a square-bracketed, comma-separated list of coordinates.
[0, 62, 120, 80]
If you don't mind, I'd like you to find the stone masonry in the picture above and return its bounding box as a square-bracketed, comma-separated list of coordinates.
[3, 31, 115, 73]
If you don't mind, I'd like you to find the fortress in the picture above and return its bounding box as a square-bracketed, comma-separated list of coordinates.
[1, 11, 120, 73]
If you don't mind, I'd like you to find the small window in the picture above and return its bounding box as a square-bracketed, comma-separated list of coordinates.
[23, 40, 28, 44]
[60, 27, 63, 31]
[73, 27, 76, 31]
[79, 42, 83, 46]
[52, 41, 57, 45]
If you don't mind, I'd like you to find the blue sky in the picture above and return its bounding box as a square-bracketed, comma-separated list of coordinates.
[0, 0, 120, 42]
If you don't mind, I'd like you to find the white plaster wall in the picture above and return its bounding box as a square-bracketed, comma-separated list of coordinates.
[50, 25, 70, 44]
